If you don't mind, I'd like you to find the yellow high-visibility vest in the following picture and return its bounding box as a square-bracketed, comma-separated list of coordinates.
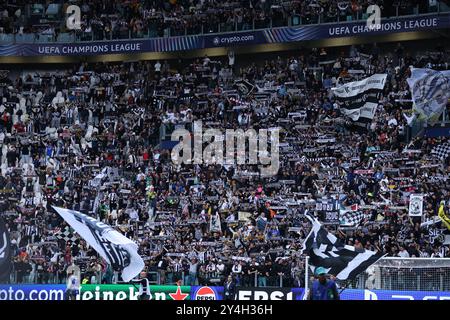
[438, 203, 450, 230]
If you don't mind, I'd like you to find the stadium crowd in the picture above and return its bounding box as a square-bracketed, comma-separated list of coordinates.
[0, 0, 444, 40]
[0, 40, 450, 290]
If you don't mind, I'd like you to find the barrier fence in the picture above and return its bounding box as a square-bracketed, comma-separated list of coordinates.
[7, 270, 294, 289]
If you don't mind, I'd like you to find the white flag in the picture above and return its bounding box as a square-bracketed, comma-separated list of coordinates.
[209, 212, 222, 233]
[408, 194, 424, 217]
[53, 207, 144, 282]
[332, 74, 387, 98]
[90, 167, 108, 188]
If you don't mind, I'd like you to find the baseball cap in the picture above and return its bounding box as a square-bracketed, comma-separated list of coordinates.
[314, 267, 327, 276]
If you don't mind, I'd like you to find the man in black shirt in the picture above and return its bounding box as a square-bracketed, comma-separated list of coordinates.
[241, 261, 250, 287]
[247, 259, 258, 287]
[6, 147, 18, 168]
[257, 262, 269, 287]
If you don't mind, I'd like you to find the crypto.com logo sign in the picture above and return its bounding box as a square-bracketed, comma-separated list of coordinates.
[366, 5, 381, 30]
[171, 121, 280, 176]
[66, 5, 81, 30]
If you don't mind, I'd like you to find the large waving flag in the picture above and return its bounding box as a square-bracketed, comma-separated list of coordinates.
[53, 207, 144, 282]
[301, 212, 384, 280]
[407, 68, 450, 125]
[0, 217, 12, 283]
[332, 74, 387, 124]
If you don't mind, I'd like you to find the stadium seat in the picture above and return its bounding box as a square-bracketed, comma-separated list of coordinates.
[0, 34, 14, 44]
[15, 34, 35, 43]
[57, 33, 75, 42]
[46, 3, 61, 16]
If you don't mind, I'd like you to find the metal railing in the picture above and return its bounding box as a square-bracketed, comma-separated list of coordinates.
[7, 269, 297, 288]
[154, 271, 297, 288]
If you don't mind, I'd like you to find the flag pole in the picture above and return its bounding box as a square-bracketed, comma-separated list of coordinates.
[304, 256, 309, 300]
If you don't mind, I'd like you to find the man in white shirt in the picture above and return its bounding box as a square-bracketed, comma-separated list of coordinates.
[203, 55, 211, 67]
[228, 50, 235, 73]
[231, 261, 242, 278]
[128, 208, 139, 222]
[216, 260, 225, 276]
[65, 270, 80, 300]
[154, 61, 161, 75]
[398, 246, 410, 258]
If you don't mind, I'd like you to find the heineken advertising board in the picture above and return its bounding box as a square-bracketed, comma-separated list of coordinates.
[77, 285, 191, 300]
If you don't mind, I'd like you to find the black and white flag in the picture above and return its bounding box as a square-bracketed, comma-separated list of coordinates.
[0, 217, 12, 282]
[339, 211, 365, 227]
[234, 80, 255, 96]
[408, 194, 424, 217]
[332, 74, 387, 123]
[53, 207, 144, 282]
[54, 225, 78, 243]
[339, 204, 364, 227]
[89, 167, 108, 188]
[301, 213, 384, 280]
[407, 68, 450, 125]
[431, 141, 450, 161]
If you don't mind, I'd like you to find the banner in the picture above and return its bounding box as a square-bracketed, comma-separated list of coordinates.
[407, 68, 450, 125]
[408, 194, 424, 217]
[0, 285, 66, 300]
[343, 289, 450, 300]
[78, 285, 191, 300]
[315, 199, 339, 212]
[332, 74, 388, 98]
[322, 211, 340, 224]
[204, 32, 265, 48]
[236, 288, 450, 300]
[332, 74, 387, 122]
[0, 14, 448, 56]
[316, 199, 340, 224]
[263, 15, 448, 44]
[53, 207, 144, 282]
[236, 287, 304, 300]
[234, 80, 256, 96]
[238, 211, 252, 222]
